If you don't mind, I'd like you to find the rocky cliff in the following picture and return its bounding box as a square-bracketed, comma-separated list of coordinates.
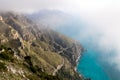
[0, 12, 84, 80]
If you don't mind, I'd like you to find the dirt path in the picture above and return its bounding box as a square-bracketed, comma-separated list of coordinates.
[53, 58, 64, 76]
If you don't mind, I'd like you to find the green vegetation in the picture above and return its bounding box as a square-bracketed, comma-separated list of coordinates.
[0, 62, 7, 71]
[0, 45, 14, 61]
[0, 45, 62, 80]
[24, 55, 61, 80]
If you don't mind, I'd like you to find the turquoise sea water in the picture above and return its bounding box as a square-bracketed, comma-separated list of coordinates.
[77, 48, 110, 80]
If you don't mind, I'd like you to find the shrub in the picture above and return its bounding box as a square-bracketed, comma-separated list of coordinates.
[0, 51, 14, 61]
[24, 56, 32, 65]
[0, 45, 14, 61]
[0, 62, 7, 71]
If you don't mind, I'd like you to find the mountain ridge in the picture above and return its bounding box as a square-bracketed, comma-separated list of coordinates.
[0, 12, 84, 80]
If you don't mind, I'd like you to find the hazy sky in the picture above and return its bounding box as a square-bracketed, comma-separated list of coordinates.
[1, 0, 120, 73]
[0, 0, 117, 14]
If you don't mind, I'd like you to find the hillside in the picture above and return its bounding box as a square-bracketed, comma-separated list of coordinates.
[0, 12, 84, 80]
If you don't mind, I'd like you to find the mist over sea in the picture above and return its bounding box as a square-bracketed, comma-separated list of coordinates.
[55, 21, 120, 80]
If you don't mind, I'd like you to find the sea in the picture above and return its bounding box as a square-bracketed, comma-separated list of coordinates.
[77, 46, 110, 80]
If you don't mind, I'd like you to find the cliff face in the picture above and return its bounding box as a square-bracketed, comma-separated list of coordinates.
[0, 12, 83, 80]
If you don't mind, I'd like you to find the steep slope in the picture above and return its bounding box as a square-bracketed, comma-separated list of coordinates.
[0, 12, 84, 80]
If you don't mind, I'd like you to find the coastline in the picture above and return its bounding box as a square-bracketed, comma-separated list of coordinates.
[75, 48, 87, 79]
[74, 55, 84, 79]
